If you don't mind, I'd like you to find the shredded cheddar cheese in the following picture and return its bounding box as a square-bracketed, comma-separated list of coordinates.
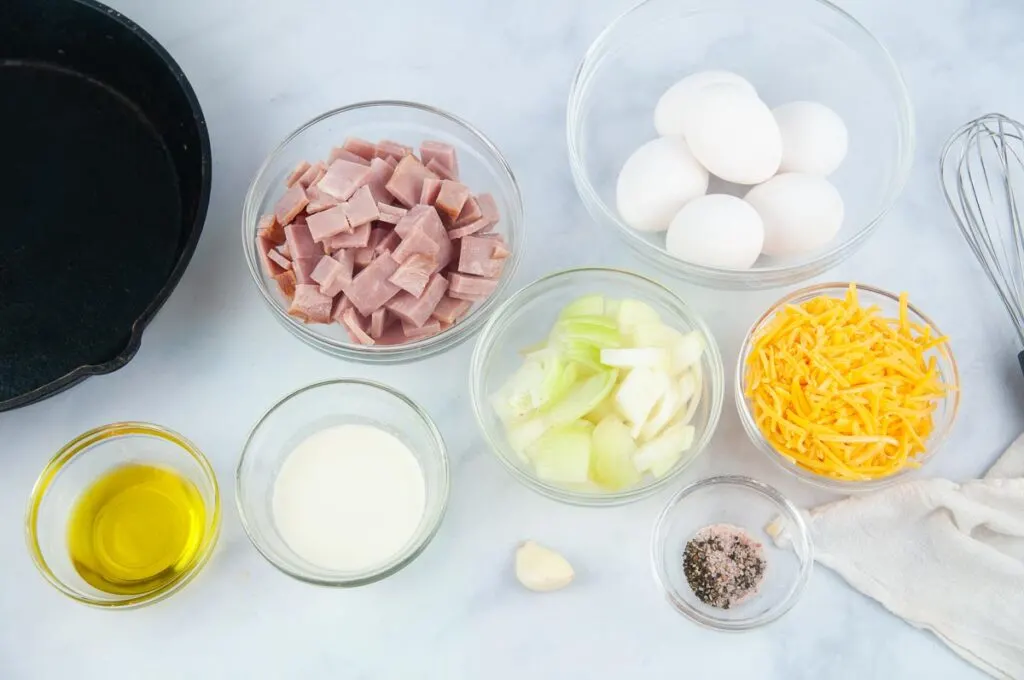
[745, 284, 951, 481]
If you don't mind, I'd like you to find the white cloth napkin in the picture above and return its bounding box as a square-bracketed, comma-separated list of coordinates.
[774, 434, 1024, 679]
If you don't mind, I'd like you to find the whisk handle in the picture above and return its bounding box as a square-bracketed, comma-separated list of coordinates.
[1019, 351, 1024, 379]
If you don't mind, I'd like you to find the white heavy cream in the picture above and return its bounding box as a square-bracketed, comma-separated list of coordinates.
[272, 423, 426, 572]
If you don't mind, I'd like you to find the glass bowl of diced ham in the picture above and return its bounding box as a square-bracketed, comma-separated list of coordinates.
[243, 101, 524, 361]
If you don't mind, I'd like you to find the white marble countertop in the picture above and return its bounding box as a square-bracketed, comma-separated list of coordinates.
[2, 0, 1022, 677]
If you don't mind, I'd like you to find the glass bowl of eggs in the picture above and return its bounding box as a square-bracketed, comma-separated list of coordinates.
[567, 0, 914, 289]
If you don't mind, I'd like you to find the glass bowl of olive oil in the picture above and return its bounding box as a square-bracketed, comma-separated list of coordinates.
[26, 422, 221, 608]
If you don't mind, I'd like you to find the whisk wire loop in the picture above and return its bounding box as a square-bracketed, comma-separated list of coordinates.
[940, 113, 1024, 348]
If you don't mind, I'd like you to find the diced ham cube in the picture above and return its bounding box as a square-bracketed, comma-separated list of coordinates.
[343, 185, 380, 227]
[376, 327, 409, 345]
[342, 253, 401, 316]
[377, 203, 408, 224]
[332, 248, 354, 281]
[309, 164, 327, 187]
[394, 204, 433, 239]
[341, 307, 375, 345]
[385, 273, 449, 327]
[328, 147, 370, 166]
[453, 196, 482, 227]
[274, 184, 309, 224]
[258, 236, 284, 277]
[369, 308, 388, 339]
[258, 214, 285, 244]
[353, 246, 376, 268]
[368, 226, 388, 251]
[458, 235, 504, 278]
[277, 242, 291, 259]
[420, 177, 442, 205]
[431, 295, 472, 324]
[388, 253, 435, 297]
[274, 270, 297, 298]
[288, 284, 333, 323]
[384, 156, 398, 169]
[364, 157, 395, 205]
[424, 158, 455, 181]
[284, 221, 320, 260]
[354, 224, 395, 264]
[402, 317, 443, 340]
[306, 204, 351, 242]
[331, 295, 352, 323]
[305, 186, 340, 214]
[420, 141, 459, 180]
[310, 255, 349, 297]
[435, 180, 471, 223]
[375, 230, 401, 255]
[477, 193, 500, 227]
[317, 159, 372, 201]
[267, 248, 292, 271]
[323, 223, 371, 250]
[293, 257, 319, 284]
[298, 161, 326, 188]
[286, 161, 311, 187]
[375, 139, 413, 162]
[310, 255, 341, 285]
[447, 218, 491, 239]
[393, 206, 450, 271]
[420, 209, 452, 271]
[448, 273, 499, 300]
[392, 225, 441, 263]
[492, 240, 511, 259]
[385, 155, 438, 208]
[343, 137, 377, 161]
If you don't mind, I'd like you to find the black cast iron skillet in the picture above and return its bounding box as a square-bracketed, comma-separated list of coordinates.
[0, 0, 211, 411]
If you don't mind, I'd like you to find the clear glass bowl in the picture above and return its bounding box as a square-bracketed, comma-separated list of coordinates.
[736, 282, 960, 492]
[242, 101, 524, 362]
[651, 475, 812, 630]
[469, 267, 725, 506]
[567, 0, 914, 289]
[25, 422, 221, 608]
[236, 379, 449, 586]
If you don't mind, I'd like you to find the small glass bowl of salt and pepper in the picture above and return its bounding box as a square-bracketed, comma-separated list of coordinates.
[651, 475, 812, 630]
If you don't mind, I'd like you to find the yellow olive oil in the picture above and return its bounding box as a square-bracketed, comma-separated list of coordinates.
[67, 463, 206, 595]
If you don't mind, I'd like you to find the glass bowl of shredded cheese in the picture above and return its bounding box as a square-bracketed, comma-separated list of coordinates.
[736, 282, 959, 491]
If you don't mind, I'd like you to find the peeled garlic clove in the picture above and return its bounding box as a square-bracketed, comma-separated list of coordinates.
[515, 541, 574, 592]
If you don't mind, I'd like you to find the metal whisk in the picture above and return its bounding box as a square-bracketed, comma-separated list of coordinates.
[940, 113, 1024, 373]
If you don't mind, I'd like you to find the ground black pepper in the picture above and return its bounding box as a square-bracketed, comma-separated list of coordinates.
[683, 523, 766, 609]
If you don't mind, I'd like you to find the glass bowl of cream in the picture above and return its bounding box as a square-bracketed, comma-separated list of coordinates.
[236, 378, 450, 586]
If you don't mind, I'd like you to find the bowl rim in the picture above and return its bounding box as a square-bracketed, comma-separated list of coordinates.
[734, 281, 961, 492]
[241, 99, 525, 362]
[469, 266, 726, 506]
[565, 0, 916, 288]
[650, 474, 813, 630]
[234, 377, 451, 587]
[25, 421, 222, 609]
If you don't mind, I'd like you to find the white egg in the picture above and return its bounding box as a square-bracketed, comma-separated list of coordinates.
[616, 137, 709, 232]
[684, 84, 782, 185]
[654, 70, 757, 138]
[665, 194, 764, 269]
[743, 173, 844, 257]
[773, 101, 848, 176]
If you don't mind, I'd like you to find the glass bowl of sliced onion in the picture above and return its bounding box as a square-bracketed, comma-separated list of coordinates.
[469, 267, 725, 506]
